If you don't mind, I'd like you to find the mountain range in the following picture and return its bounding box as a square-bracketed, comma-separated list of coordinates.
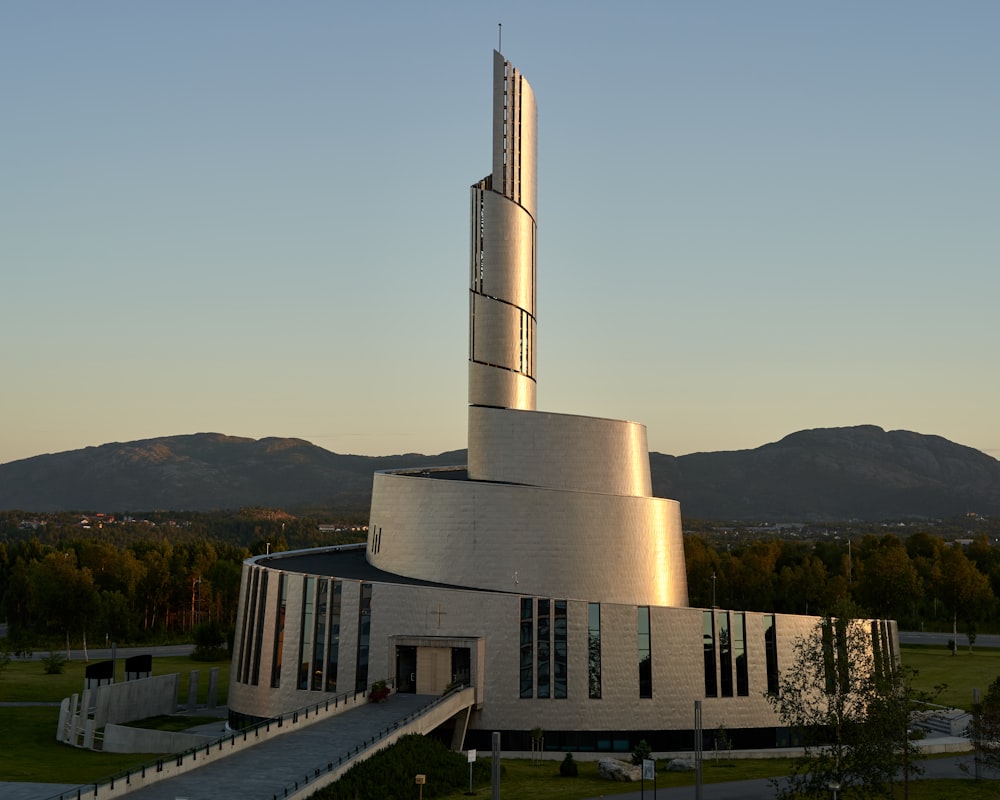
[1, 425, 998, 521]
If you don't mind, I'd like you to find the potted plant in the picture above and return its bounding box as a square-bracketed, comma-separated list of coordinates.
[368, 679, 390, 703]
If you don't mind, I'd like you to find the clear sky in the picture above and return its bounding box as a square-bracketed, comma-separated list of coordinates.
[3, 1, 998, 465]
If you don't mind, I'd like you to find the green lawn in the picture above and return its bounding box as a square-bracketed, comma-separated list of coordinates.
[900, 645, 1000, 711]
[0, 655, 231, 704]
[0, 654, 231, 784]
[430, 759, 997, 800]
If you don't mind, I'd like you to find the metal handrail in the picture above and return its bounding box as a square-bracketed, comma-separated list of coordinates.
[41, 678, 400, 800]
[268, 683, 472, 800]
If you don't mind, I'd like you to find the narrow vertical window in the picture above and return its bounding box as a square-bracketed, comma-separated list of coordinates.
[298, 576, 315, 690]
[250, 571, 268, 686]
[270, 574, 286, 688]
[554, 600, 567, 699]
[312, 579, 328, 690]
[238, 569, 255, 683]
[326, 580, 342, 692]
[719, 611, 733, 697]
[519, 598, 533, 698]
[588, 603, 602, 699]
[240, 569, 260, 684]
[870, 621, 884, 682]
[638, 606, 652, 698]
[881, 620, 894, 672]
[537, 599, 550, 698]
[764, 614, 779, 695]
[734, 612, 748, 697]
[355, 583, 372, 692]
[703, 610, 717, 697]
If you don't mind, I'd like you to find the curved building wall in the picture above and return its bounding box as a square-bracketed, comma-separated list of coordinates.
[367, 471, 688, 607]
[229, 550, 898, 749]
[468, 406, 652, 495]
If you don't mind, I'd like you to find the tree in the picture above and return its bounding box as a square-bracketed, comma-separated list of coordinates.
[867, 663, 945, 800]
[29, 552, 98, 658]
[767, 604, 896, 799]
[932, 544, 994, 655]
[855, 536, 922, 621]
[970, 675, 1000, 775]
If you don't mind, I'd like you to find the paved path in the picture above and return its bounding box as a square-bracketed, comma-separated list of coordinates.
[5, 693, 437, 800]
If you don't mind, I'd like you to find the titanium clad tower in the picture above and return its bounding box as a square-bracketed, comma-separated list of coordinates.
[469, 50, 537, 412]
[366, 51, 688, 608]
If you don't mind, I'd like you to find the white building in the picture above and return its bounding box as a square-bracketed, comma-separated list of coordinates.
[228, 51, 897, 755]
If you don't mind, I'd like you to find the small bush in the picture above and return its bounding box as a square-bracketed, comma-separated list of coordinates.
[41, 652, 65, 674]
[559, 752, 578, 777]
[192, 621, 229, 661]
[631, 738, 652, 766]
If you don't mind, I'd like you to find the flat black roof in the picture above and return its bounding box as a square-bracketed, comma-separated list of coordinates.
[257, 547, 476, 591]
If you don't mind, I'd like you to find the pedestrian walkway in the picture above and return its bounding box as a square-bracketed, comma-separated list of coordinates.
[4, 692, 452, 800]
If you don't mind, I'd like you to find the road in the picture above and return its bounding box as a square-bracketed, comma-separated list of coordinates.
[898, 631, 1000, 648]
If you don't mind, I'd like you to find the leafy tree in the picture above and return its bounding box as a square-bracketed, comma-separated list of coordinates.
[29, 552, 98, 657]
[867, 664, 945, 800]
[855, 536, 921, 620]
[932, 544, 994, 654]
[970, 675, 1000, 775]
[767, 603, 896, 799]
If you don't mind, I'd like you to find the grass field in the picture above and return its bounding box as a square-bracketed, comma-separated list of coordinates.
[428, 760, 997, 800]
[0, 654, 231, 784]
[900, 644, 1000, 710]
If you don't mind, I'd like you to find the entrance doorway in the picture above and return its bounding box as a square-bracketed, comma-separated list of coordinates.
[396, 645, 416, 693]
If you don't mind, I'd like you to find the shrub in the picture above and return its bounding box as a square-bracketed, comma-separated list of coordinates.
[631, 738, 652, 766]
[41, 652, 65, 674]
[192, 621, 229, 661]
[559, 752, 578, 777]
[311, 733, 493, 799]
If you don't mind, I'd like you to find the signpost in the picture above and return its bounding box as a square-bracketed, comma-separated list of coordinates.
[641, 758, 656, 799]
[415, 773, 426, 800]
[467, 749, 477, 795]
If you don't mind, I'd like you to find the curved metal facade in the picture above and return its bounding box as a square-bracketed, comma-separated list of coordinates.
[469, 51, 537, 411]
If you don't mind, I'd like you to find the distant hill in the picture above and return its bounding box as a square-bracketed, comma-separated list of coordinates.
[1, 426, 998, 520]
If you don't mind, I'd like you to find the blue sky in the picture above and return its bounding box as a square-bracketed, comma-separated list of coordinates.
[3, 1, 998, 465]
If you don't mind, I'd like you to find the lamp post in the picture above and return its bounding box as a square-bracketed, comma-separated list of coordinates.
[828, 781, 841, 800]
[711, 573, 717, 608]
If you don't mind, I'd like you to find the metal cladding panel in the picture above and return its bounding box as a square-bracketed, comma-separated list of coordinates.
[468, 406, 652, 495]
[492, 50, 537, 220]
[471, 294, 524, 371]
[480, 191, 535, 311]
[368, 471, 688, 608]
[468, 362, 536, 410]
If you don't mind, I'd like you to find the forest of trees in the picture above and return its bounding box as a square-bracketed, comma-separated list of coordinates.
[0, 509, 363, 654]
[1, 509, 999, 654]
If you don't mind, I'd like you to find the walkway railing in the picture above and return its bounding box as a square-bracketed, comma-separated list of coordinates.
[41, 679, 398, 800]
[269, 684, 475, 800]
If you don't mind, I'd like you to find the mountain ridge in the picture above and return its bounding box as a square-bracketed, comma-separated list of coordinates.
[2, 426, 998, 520]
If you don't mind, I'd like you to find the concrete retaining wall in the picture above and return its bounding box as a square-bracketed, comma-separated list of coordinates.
[102, 724, 211, 754]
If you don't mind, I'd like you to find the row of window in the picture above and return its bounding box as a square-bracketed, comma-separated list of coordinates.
[522, 602, 783, 701]
[237, 568, 372, 695]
